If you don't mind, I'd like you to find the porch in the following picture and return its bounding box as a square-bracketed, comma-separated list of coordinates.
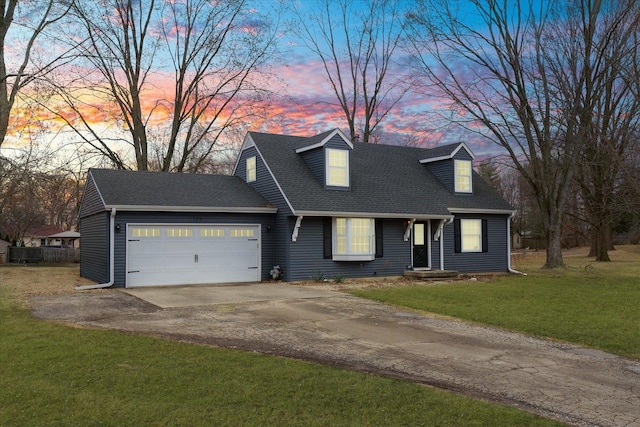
[403, 269, 460, 280]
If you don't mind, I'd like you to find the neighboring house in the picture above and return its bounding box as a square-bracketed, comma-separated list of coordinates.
[79, 128, 516, 288]
[21, 225, 65, 247]
[19, 226, 80, 248]
[48, 231, 81, 249]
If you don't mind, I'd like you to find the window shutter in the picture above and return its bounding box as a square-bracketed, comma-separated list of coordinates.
[454, 219, 461, 253]
[375, 220, 383, 258]
[482, 219, 488, 252]
[323, 217, 332, 259]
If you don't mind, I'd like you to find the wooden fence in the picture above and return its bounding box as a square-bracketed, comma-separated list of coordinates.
[7, 246, 80, 263]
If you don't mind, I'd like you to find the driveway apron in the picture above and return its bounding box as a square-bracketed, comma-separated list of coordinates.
[31, 284, 640, 427]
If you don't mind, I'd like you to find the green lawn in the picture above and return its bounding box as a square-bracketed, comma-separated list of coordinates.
[352, 246, 640, 360]
[0, 285, 559, 426]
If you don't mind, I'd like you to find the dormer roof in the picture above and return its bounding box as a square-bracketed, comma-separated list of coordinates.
[294, 128, 353, 153]
[419, 142, 475, 164]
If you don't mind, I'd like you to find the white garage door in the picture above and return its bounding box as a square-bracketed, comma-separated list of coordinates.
[126, 224, 260, 287]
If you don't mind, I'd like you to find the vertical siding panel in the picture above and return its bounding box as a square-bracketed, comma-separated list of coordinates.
[79, 212, 109, 283]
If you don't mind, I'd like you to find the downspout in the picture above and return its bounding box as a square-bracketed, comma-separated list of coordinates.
[76, 208, 117, 290]
[438, 217, 453, 270]
[507, 211, 526, 276]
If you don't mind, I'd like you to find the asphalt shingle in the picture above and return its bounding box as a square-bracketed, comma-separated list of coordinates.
[250, 131, 513, 217]
[89, 168, 273, 210]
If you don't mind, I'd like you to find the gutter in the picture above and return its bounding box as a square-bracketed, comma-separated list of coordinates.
[507, 211, 527, 276]
[76, 208, 117, 290]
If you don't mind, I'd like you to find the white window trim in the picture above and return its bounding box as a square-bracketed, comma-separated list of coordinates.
[454, 159, 472, 193]
[246, 156, 256, 182]
[326, 148, 349, 187]
[332, 217, 375, 261]
[461, 219, 482, 252]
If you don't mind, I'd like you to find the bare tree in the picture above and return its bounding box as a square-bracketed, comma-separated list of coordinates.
[406, 0, 589, 268]
[47, 0, 278, 172]
[0, 0, 72, 148]
[291, 0, 409, 143]
[561, 0, 640, 261]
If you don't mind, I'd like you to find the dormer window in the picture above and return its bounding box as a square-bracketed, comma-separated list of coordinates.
[454, 160, 472, 193]
[246, 156, 256, 182]
[326, 148, 349, 187]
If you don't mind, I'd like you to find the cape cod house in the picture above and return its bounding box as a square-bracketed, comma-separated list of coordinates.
[79, 129, 516, 288]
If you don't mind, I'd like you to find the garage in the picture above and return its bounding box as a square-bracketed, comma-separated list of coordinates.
[126, 224, 261, 287]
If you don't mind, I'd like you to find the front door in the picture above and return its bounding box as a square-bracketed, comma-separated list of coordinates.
[412, 221, 430, 269]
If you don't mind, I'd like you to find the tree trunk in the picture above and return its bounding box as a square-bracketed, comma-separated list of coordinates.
[594, 222, 611, 262]
[544, 227, 565, 268]
[588, 226, 597, 257]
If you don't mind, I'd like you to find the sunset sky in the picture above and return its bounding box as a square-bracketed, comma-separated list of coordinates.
[3, 0, 504, 167]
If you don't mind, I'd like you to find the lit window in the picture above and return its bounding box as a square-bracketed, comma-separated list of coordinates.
[333, 218, 374, 260]
[461, 219, 482, 252]
[230, 228, 255, 237]
[246, 156, 256, 182]
[200, 228, 225, 237]
[455, 160, 472, 193]
[166, 228, 193, 237]
[132, 228, 161, 237]
[326, 148, 349, 187]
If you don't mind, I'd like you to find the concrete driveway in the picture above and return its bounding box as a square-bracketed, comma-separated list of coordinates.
[31, 283, 640, 427]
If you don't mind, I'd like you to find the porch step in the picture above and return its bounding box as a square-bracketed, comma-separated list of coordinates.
[403, 269, 460, 280]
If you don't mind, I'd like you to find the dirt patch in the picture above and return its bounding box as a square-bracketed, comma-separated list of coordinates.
[0, 264, 96, 304]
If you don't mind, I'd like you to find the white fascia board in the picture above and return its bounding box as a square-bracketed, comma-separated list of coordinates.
[295, 128, 354, 154]
[252, 143, 297, 215]
[294, 210, 453, 220]
[232, 133, 256, 175]
[448, 208, 515, 215]
[452, 142, 475, 159]
[419, 142, 476, 164]
[90, 170, 107, 209]
[106, 205, 278, 214]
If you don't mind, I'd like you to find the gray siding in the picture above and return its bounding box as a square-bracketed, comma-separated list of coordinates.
[442, 214, 509, 272]
[78, 173, 106, 218]
[325, 134, 351, 149]
[299, 148, 324, 184]
[425, 149, 474, 193]
[236, 146, 294, 280]
[299, 136, 353, 190]
[111, 211, 275, 287]
[426, 161, 454, 192]
[287, 217, 409, 281]
[79, 212, 110, 283]
[236, 146, 292, 216]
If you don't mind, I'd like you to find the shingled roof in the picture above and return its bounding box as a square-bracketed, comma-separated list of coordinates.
[249, 130, 513, 218]
[87, 169, 275, 213]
